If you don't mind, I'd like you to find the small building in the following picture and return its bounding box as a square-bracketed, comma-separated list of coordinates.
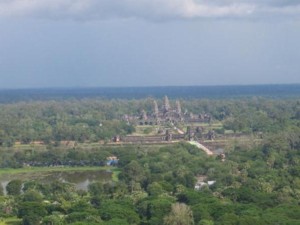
[113, 135, 120, 142]
[106, 156, 119, 166]
[194, 180, 216, 190]
[195, 182, 207, 190]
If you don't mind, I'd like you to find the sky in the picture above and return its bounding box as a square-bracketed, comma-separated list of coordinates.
[0, 0, 300, 88]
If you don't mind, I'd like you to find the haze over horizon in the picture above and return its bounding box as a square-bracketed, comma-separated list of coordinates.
[1, 0, 300, 89]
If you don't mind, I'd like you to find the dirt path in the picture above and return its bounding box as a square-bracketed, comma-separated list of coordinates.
[188, 141, 214, 155]
[174, 126, 185, 134]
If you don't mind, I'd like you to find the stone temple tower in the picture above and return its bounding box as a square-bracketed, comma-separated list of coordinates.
[153, 100, 159, 117]
[163, 96, 171, 113]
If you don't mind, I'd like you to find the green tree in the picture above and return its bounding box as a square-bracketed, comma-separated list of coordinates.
[65, 212, 101, 224]
[23, 214, 41, 225]
[6, 180, 22, 196]
[18, 202, 47, 218]
[22, 189, 43, 202]
[99, 200, 140, 224]
[18, 202, 47, 225]
[0, 184, 3, 196]
[88, 182, 104, 196]
[198, 220, 214, 225]
[137, 197, 174, 224]
[103, 218, 129, 225]
[217, 213, 239, 225]
[164, 203, 194, 225]
[42, 215, 64, 225]
[121, 160, 145, 192]
[147, 182, 164, 196]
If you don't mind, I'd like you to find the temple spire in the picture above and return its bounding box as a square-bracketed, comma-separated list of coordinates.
[163, 96, 171, 113]
[176, 100, 182, 114]
[153, 100, 159, 117]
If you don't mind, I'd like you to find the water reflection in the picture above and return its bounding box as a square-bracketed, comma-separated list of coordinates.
[0, 170, 112, 194]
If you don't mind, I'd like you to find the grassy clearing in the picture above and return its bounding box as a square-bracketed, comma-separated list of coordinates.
[112, 169, 121, 182]
[0, 166, 121, 184]
[133, 125, 161, 136]
[0, 166, 117, 176]
[0, 217, 21, 225]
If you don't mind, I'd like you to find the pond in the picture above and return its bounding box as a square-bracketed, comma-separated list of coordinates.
[0, 169, 112, 194]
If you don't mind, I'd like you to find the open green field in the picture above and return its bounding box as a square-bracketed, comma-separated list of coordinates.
[132, 125, 161, 136]
[0, 166, 117, 176]
[0, 167, 121, 185]
[0, 217, 21, 225]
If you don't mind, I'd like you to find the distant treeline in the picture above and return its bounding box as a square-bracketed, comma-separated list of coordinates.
[0, 96, 299, 146]
[1, 84, 300, 103]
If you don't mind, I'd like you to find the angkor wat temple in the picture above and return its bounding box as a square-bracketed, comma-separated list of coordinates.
[123, 96, 211, 126]
[113, 96, 215, 144]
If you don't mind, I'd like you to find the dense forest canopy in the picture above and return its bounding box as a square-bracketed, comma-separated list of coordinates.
[0, 87, 300, 225]
[1, 138, 300, 224]
[0, 96, 299, 146]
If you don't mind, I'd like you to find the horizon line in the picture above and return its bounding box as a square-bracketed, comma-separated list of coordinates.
[1, 83, 300, 91]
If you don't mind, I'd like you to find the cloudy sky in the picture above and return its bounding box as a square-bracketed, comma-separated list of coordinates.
[0, 0, 300, 88]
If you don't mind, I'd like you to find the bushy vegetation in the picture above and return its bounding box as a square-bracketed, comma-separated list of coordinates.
[0, 98, 299, 146]
[0, 134, 299, 225]
[0, 96, 300, 224]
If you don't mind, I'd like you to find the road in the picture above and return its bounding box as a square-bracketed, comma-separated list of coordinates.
[188, 141, 214, 155]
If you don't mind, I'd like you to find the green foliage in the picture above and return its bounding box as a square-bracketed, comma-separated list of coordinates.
[164, 203, 194, 225]
[42, 215, 63, 225]
[102, 218, 129, 225]
[198, 219, 214, 225]
[22, 190, 43, 202]
[99, 200, 140, 224]
[67, 222, 101, 225]
[18, 202, 47, 225]
[192, 204, 212, 223]
[121, 160, 145, 192]
[1, 95, 300, 225]
[22, 214, 41, 225]
[147, 182, 164, 196]
[137, 197, 174, 224]
[6, 180, 22, 196]
[88, 182, 104, 196]
[0, 184, 3, 196]
[65, 212, 100, 224]
[0, 99, 138, 145]
[18, 202, 47, 218]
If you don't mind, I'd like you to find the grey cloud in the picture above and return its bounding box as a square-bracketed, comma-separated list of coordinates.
[0, 0, 299, 21]
[198, 0, 300, 7]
